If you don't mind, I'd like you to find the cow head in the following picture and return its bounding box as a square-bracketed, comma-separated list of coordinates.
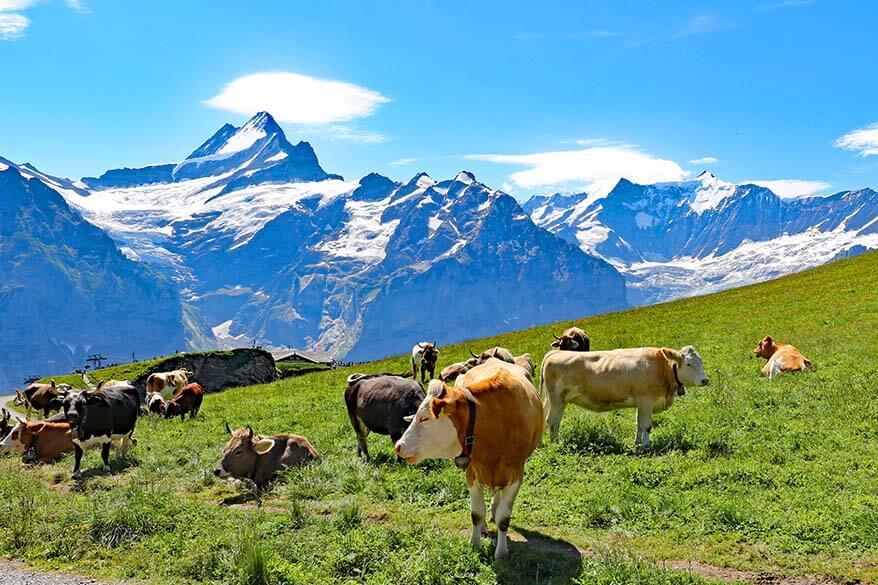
[754, 336, 777, 360]
[395, 380, 462, 464]
[438, 362, 470, 383]
[147, 394, 166, 415]
[666, 346, 709, 387]
[419, 343, 439, 366]
[13, 390, 25, 406]
[214, 425, 275, 480]
[164, 400, 182, 418]
[551, 327, 589, 351]
[62, 384, 102, 428]
[0, 418, 29, 453]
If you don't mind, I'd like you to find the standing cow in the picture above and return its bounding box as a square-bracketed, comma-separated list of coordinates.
[146, 368, 193, 399]
[551, 327, 590, 352]
[14, 380, 72, 418]
[164, 383, 204, 420]
[344, 374, 425, 459]
[214, 424, 320, 488]
[411, 342, 440, 383]
[395, 359, 543, 559]
[62, 381, 140, 479]
[541, 346, 709, 448]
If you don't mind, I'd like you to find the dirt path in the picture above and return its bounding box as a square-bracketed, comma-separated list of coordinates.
[0, 560, 130, 585]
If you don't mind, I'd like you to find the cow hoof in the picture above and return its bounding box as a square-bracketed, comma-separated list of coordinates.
[102, 464, 111, 472]
[71, 471, 82, 480]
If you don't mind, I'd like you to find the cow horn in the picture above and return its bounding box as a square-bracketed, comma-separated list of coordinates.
[88, 380, 103, 396]
[81, 371, 96, 391]
[417, 343, 425, 348]
[469, 349, 478, 358]
[552, 334, 561, 340]
[247, 426, 254, 438]
[224, 422, 232, 436]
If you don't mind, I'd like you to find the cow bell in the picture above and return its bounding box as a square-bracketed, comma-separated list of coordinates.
[454, 454, 471, 470]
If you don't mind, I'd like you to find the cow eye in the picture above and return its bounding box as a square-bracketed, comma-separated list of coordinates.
[418, 416, 430, 423]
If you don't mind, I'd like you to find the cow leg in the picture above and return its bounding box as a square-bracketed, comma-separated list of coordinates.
[72, 445, 84, 480]
[120, 435, 132, 457]
[492, 480, 521, 560]
[467, 481, 486, 549]
[636, 401, 654, 449]
[545, 394, 566, 442]
[101, 441, 111, 472]
[355, 418, 370, 459]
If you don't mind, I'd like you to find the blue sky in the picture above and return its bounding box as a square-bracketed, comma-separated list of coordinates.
[1, 0, 877, 198]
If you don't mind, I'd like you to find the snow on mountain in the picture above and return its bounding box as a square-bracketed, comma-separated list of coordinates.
[525, 174, 878, 304]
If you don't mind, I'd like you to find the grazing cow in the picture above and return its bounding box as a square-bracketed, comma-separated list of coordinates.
[214, 424, 319, 488]
[344, 373, 425, 459]
[551, 327, 590, 352]
[411, 342, 440, 383]
[542, 346, 709, 448]
[0, 418, 74, 463]
[395, 360, 543, 559]
[62, 381, 140, 480]
[146, 368, 193, 399]
[754, 336, 812, 379]
[164, 383, 204, 420]
[439, 361, 470, 383]
[14, 380, 72, 418]
[147, 393, 167, 415]
[512, 354, 536, 381]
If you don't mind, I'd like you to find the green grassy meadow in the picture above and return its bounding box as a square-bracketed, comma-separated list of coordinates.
[2, 252, 877, 584]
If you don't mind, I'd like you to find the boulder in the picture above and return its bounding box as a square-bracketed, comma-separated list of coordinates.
[133, 349, 277, 396]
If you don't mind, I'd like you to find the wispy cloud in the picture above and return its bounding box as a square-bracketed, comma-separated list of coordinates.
[466, 145, 689, 194]
[514, 29, 621, 41]
[759, 0, 817, 11]
[389, 158, 417, 167]
[747, 179, 831, 198]
[0, 0, 87, 40]
[0, 11, 27, 39]
[833, 122, 878, 157]
[205, 71, 391, 125]
[322, 125, 390, 144]
[670, 14, 733, 40]
[689, 156, 719, 165]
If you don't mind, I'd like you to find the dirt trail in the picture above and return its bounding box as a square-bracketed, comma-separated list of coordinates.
[0, 560, 130, 585]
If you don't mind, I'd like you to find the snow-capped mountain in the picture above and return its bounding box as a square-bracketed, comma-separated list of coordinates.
[525, 171, 878, 304]
[0, 158, 187, 388]
[0, 112, 628, 378]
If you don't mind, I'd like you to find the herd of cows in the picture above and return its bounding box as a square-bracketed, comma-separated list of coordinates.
[0, 329, 813, 559]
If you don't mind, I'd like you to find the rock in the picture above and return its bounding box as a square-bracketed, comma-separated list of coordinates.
[133, 349, 277, 396]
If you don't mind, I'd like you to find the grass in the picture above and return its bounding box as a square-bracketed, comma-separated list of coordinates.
[40, 355, 181, 388]
[276, 360, 330, 379]
[3, 251, 878, 584]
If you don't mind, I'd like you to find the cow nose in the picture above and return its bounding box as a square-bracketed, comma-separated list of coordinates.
[702, 378, 709, 386]
[212, 467, 221, 477]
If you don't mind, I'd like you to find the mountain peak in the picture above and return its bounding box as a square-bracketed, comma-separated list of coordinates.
[697, 170, 716, 181]
[454, 170, 476, 185]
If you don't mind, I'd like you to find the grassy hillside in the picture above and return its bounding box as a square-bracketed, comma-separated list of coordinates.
[3, 252, 878, 584]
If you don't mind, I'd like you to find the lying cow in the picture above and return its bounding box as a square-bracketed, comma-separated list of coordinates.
[62, 381, 140, 480]
[164, 383, 204, 420]
[214, 424, 320, 488]
[344, 373, 425, 459]
[541, 346, 709, 448]
[411, 342, 440, 383]
[396, 359, 543, 559]
[14, 380, 72, 418]
[754, 336, 812, 379]
[146, 368, 193, 399]
[551, 326, 590, 352]
[0, 418, 74, 463]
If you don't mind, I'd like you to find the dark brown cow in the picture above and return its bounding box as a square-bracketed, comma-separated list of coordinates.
[214, 425, 319, 488]
[344, 373, 425, 459]
[411, 342, 440, 383]
[164, 383, 204, 420]
[551, 326, 590, 352]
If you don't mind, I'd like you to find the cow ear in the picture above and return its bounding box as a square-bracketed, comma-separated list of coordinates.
[763, 336, 772, 344]
[570, 340, 579, 349]
[429, 398, 447, 419]
[254, 438, 275, 455]
[660, 348, 681, 364]
[224, 422, 232, 436]
[50, 379, 56, 388]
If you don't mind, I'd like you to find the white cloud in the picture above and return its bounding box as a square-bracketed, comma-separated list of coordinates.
[0, 11, 27, 39]
[390, 158, 416, 167]
[501, 182, 516, 194]
[833, 122, 878, 157]
[689, 156, 719, 165]
[748, 179, 831, 198]
[322, 125, 390, 144]
[204, 72, 390, 125]
[0, 0, 36, 9]
[466, 145, 689, 194]
[63, 0, 90, 13]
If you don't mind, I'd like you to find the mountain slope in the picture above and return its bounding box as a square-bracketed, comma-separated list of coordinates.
[526, 172, 878, 303]
[0, 162, 187, 388]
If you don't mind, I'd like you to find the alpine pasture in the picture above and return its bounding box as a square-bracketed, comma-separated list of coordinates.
[2, 252, 877, 584]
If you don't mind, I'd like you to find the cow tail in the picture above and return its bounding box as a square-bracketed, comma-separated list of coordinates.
[539, 357, 548, 401]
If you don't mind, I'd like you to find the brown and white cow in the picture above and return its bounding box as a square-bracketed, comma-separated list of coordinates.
[214, 425, 320, 488]
[395, 359, 543, 559]
[14, 380, 72, 418]
[411, 342, 440, 383]
[551, 326, 590, 352]
[146, 369, 193, 399]
[438, 346, 516, 384]
[753, 336, 812, 379]
[541, 346, 709, 448]
[0, 418, 74, 463]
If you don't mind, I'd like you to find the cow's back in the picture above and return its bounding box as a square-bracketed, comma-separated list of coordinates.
[81, 386, 139, 438]
[347, 377, 424, 435]
[255, 434, 320, 486]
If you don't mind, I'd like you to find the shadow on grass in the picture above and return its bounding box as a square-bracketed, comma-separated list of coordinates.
[495, 526, 583, 585]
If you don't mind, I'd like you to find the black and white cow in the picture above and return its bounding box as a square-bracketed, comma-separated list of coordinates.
[62, 381, 140, 480]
